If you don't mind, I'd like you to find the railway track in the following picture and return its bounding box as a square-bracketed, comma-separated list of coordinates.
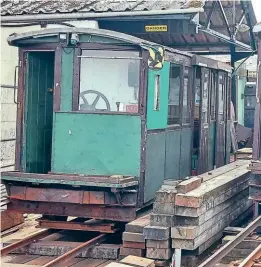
[238, 244, 261, 267]
[1, 217, 122, 267]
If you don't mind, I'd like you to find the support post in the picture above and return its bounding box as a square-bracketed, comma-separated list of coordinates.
[174, 248, 182, 267]
[230, 44, 237, 121]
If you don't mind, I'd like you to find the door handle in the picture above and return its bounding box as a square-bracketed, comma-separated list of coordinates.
[13, 65, 20, 105]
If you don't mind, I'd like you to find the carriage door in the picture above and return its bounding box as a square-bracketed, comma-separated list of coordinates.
[216, 71, 226, 167]
[198, 68, 210, 174]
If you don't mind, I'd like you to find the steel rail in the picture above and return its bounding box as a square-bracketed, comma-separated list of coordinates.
[1, 229, 54, 256]
[43, 233, 107, 267]
[198, 216, 261, 267]
[238, 244, 261, 267]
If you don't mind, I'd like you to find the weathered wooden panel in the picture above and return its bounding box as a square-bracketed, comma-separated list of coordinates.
[165, 129, 181, 180]
[198, 126, 209, 174]
[60, 48, 74, 112]
[52, 113, 141, 176]
[180, 128, 192, 177]
[216, 122, 226, 168]
[1, 210, 24, 232]
[226, 120, 231, 164]
[144, 132, 166, 202]
[208, 122, 216, 171]
[146, 62, 170, 130]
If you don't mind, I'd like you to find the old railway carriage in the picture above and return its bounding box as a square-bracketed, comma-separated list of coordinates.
[1, 28, 232, 222]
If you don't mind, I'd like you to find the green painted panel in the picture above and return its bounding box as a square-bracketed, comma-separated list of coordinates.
[144, 132, 166, 202]
[147, 62, 170, 130]
[180, 127, 192, 177]
[18, 36, 58, 45]
[52, 113, 141, 176]
[80, 35, 126, 44]
[23, 52, 54, 173]
[60, 49, 74, 111]
[208, 122, 216, 171]
[165, 130, 181, 179]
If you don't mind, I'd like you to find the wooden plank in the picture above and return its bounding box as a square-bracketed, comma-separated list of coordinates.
[176, 177, 202, 194]
[175, 165, 250, 208]
[2, 241, 120, 259]
[198, 160, 249, 182]
[125, 215, 150, 233]
[175, 188, 249, 225]
[122, 241, 146, 249]
[222, 235, 261, 250]
[2, 172, 136, 186]
[120, 247, 145, 257]
[96, 260, 114, 267]
[122, 232, 145, 243]
[171, 194, 250, 239]
[172, 199, 252, 250]
[25, 256, 55, 265]
[1, 210, 24, 232]
[7, 255, 39, 264]
[175, 179, 249, 217]
[72, 259, 107, 267]
[37, 219, 116, 233]
[120, 255, 155, 267]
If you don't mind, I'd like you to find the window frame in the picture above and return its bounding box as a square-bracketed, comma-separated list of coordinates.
[209, 70, 217, 122]
[167, 63, 182, 127]
[72, 44, 144, 115]
[181, 65, 193, 126]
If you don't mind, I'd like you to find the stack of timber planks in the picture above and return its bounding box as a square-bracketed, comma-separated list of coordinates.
[172, 162, 252, 253]
[141, 160, 252, 262]
[120, 214, 150, 257]
[143, 180, 179, 261]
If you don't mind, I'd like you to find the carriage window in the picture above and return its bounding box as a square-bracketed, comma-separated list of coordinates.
[210, 72, 216, 121]
[154, 75, 160, 111]
[218, 74, 225, 121]
[182, 67, 191, 124]
[79, 50, 140, 113]
[202, 71, 209, 123]
[168, 64, 181, 125]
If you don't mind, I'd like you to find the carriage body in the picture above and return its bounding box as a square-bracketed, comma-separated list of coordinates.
[1, 28, 232, 221]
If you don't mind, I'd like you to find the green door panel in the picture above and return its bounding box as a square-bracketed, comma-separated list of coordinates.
[144, 132, 166, 202]
[60, 49, 74, 112]
[52, 113, 141, 176]
[147, 62, 170, 130]
[180, 127, 192, 178]
[165, 130, 181, 179]
[23, 52, 54, 173]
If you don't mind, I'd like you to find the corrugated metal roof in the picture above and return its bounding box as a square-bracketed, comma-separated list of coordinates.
[0, 0, 205, 16]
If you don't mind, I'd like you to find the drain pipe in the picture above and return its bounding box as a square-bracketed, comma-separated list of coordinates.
[1, 8, 204, 23]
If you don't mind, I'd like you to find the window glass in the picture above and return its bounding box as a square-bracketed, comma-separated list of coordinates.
[182, 67, 191, 124]
[218, 74, 225, 121]
[168, 64, 181, 125]
[210, 72, 216, 121]
[202, 71, 209, 123]
[154, 75, 160, 111]
[79, 50, 140, 113]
